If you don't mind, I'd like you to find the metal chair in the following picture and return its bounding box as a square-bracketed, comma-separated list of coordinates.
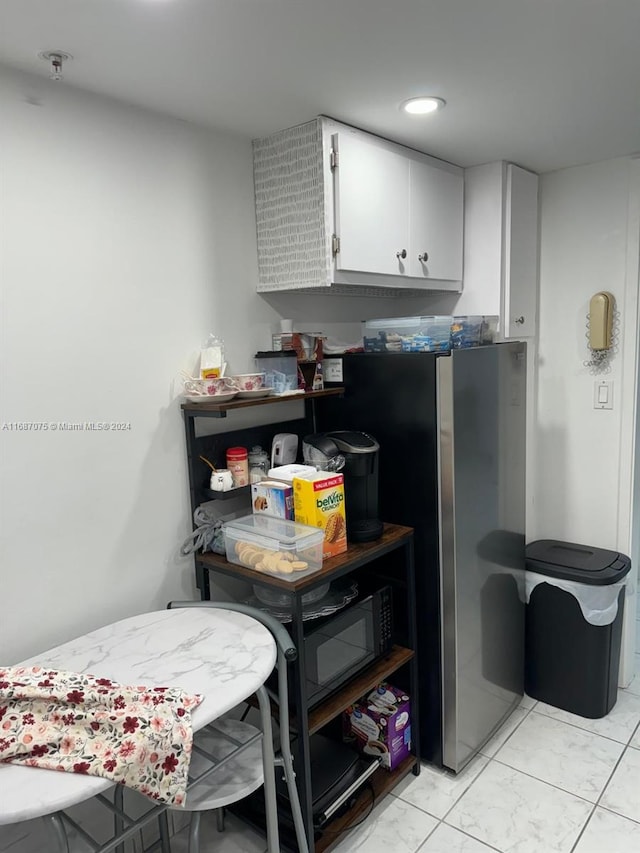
[166, 601, 309, 853]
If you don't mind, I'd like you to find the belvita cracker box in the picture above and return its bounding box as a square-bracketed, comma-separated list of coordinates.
[292, 471, 347, 558]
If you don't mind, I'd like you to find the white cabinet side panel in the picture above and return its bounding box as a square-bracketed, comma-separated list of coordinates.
[504, 164, 539, 337]
[459, 162, 504, 317]
[253, 119, 330, 291]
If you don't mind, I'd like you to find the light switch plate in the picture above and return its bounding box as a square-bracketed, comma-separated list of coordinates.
[594, 380, 613, 410]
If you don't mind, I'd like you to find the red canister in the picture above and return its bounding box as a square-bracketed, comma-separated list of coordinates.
[226, 446, 249, 487]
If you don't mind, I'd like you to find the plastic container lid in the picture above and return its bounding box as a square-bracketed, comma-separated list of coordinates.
[526, 539, 631, 586]
[255, 350, 298, 359]
[226, 513, 322, 547]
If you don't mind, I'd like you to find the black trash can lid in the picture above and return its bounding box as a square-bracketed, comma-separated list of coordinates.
[526, 539, 631, 585]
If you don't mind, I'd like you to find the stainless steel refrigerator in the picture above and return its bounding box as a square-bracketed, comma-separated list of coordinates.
[318, 342, 527, 772]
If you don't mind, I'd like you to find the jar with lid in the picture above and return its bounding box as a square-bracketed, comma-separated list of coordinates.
[226, 446, 249, 487]
[248, 445, 269, 484]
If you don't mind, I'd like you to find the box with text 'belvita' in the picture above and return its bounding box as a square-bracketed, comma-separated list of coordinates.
[292, 472, 347, 558]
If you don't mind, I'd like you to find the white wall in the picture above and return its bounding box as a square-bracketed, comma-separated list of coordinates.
[533, 156, 640, 683]
[0, 67, 283, 662]
[533, 157, 638, 545]
[0, 68, 474, 665]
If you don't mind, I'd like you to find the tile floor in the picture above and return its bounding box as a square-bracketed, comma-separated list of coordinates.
[2, 614, 640, 853]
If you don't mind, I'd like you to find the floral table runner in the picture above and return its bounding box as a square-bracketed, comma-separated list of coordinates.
[0, 666, 203, 805]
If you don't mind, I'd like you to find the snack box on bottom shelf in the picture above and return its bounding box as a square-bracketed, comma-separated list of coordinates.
[343, 683, 412, 772]
[224, 514, 324, 581]
[362, 315, 453, 353]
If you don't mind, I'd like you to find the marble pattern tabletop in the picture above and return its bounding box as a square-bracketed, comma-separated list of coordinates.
[0, 608, 277, 825]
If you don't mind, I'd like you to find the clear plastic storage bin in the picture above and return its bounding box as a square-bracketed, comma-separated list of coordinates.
[451, 316, 499, 349]
[362, 316, 453, 353]
[254, 350, 299, 394]
[224, 514, 324, 581]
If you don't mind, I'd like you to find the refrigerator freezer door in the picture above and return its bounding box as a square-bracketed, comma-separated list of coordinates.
[438, 343, 526, 772]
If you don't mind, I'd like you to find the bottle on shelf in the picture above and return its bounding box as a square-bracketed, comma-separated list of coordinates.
[226, 446, 249, 487]
[248, 446, 270, 483]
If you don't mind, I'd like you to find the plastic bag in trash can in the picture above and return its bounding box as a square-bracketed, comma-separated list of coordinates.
[525, 571, 632, 626]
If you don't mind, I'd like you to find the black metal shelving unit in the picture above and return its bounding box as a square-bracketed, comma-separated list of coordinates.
[181, 391, 421, 852]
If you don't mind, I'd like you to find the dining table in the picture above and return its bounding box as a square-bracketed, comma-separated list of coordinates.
[0, 607, 279, 853]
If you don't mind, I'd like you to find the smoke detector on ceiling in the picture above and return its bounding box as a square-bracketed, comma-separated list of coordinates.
[38, 51, 73, 81]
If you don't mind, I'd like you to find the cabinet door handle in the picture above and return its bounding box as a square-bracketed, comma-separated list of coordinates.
[514, 316, 525, 325]
[418, 252, 429, 263]
[396, 249, 407, 260]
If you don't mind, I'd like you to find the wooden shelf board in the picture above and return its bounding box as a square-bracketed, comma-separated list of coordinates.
[308, 645, 414, 734]
[181, 387, 344, 418]
[244, 645, 414, 736]
[196, 522, 414, 592]
[315, 756, 418, 852]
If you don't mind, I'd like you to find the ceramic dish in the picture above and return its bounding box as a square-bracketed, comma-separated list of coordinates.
[236, 388, 275, 400]
[184, 392, 238, 404]
[253, 582, 330, 608]
[244, 582, 359, 624]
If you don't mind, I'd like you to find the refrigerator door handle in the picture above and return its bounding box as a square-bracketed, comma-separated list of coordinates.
[436, 355, 459, 771]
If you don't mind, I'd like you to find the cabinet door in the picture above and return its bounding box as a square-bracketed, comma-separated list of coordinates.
[503, 165, 538, 338]
[333, 131, 410, 276]
[408, 160, 463, 281]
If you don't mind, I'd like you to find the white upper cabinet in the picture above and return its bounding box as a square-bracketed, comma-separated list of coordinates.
[461, 162, 539, 338]
[333, 131, 410, 277]
[252, 116, 463, 294]
[408, 158, 464, 281]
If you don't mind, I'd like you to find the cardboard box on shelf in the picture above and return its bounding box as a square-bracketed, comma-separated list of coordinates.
[272, 332, 324, 362]
[342, 683, 412, 771]
[250, 480, 294, 520]
[292, 471, 347, 558]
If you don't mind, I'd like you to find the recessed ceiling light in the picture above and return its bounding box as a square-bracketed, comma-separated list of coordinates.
[401, 97, 446, 115]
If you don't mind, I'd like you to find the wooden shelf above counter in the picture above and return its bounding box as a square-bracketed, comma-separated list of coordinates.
[195, 522, 414, 593]
[181, 387, 344, 418]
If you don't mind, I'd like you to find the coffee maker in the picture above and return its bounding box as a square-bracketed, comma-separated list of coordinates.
[303, 431, 383, 543]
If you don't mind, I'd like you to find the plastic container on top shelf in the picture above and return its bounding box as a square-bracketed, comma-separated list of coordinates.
[362, 316, 453, 353]
[224, 514, 324, 581]
[451, 316, 499, 349]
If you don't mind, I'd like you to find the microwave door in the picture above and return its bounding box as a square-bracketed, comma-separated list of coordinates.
[306, 602, 375, 706]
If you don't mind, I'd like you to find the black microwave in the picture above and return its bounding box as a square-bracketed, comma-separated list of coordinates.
[304, 586, 393, 709]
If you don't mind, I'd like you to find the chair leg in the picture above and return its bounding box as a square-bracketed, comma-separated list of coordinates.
[158, 810, 172, 853]
[114, 786, 125, 853]
[256, 685, 280, 853]
[216, 808, 225, 833]
[280, 752, 308, 853]
[188, 812, 201, 853]
[48, 814, 70, 853]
